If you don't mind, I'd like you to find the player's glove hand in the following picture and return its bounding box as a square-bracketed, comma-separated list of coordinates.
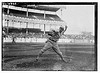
[65, 25, 67, 28]
[65, 25, 68, 30]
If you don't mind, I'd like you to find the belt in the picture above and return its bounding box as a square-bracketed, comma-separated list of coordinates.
[49, 38, 57, 42]
[46, 39, 56, 45]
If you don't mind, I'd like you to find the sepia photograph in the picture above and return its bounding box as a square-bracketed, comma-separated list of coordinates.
[2, 2, 98, 71]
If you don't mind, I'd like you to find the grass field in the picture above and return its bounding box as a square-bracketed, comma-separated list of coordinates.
[2, 42, 96, 71]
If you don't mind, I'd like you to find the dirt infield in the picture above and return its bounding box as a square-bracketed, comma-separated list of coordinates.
[2, 42, 96, 71]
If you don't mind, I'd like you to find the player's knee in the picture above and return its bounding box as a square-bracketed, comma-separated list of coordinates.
[59, 51, 62, 55]
[39, 52, 43, 56]
[57, 51, 62, 56]
[39, 50, 44, 54]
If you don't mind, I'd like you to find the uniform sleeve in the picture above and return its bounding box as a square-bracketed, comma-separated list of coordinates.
[48, 32, 53, 36]
[60, 26, 67, 36]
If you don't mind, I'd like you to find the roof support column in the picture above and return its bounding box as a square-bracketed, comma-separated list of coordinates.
[7, 4, 9, 34]
[26, 7, 28, 34]
[43, 11, 46, 35]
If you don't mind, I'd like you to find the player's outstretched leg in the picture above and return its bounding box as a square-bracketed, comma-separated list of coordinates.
[52, 46, 68, 63]
[35, 50, 44, 62]
[35, 42, 52, 62]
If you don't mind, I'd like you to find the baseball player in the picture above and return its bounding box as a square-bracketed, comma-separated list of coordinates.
[35, 25, 68, 63]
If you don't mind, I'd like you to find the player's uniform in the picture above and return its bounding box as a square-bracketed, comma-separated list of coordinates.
[41, 31, 61, 54]
[35, 26, 68, 63]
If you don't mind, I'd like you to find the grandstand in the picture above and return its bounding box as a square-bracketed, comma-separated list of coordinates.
[2, 2, 66, 43]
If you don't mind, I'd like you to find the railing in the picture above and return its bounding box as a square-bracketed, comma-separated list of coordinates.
[3, 37, 94, 43]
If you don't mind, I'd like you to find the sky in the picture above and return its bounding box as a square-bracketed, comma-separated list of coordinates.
[56, 5, 94, 35]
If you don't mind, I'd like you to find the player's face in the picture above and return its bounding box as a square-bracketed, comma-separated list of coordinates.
[59, 29, 61, 33]
[59, 28, 63, 33]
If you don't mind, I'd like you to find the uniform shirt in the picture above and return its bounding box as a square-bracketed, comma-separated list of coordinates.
[47, 30, 61, 42]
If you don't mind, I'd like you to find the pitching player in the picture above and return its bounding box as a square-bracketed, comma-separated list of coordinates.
[35, 25, 68, 63]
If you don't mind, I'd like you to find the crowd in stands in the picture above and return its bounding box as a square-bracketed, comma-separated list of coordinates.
[3, 32, 94, 40]
[3, 32, 94, 43]
[3, 32, 45, 38]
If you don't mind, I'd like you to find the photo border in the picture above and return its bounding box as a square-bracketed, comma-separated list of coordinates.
[1, 2, 98, 71]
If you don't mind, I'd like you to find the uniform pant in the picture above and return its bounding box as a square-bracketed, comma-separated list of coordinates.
[36, 40, 65, 62]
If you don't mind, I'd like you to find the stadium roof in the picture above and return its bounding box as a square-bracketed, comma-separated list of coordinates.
[3, 8, 62, 21]
[3, 2, 61, 12]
